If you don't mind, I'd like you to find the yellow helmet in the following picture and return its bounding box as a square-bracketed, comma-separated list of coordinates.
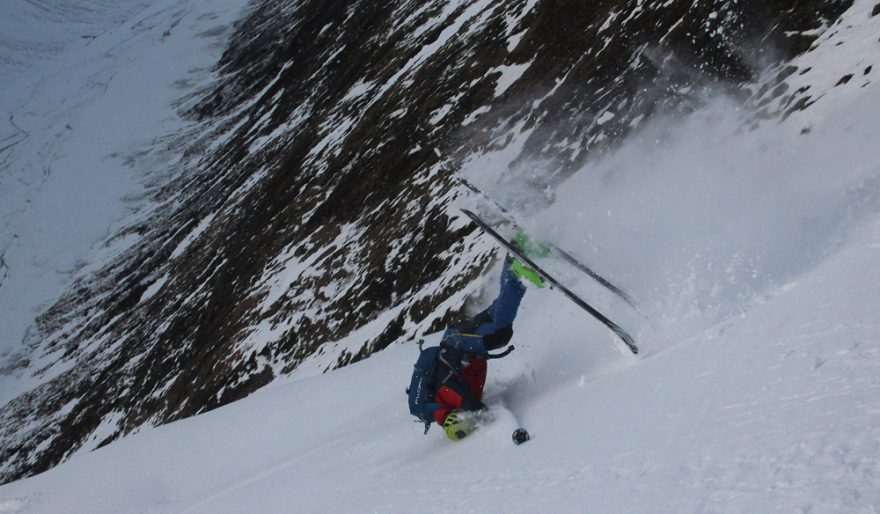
[443, 410, 478, 441]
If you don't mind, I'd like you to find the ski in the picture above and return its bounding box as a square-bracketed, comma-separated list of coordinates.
[462, 208, 639, 355]
[552, 247, 640, 312]
[456, 177, 639, 311]
[457, 177, 516, 217]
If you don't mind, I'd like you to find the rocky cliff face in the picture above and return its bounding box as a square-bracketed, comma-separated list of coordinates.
[0, 0, 854, 483]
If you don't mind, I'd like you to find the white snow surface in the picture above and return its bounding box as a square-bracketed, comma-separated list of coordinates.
[1, 1, 879, 513]
[0, 209, 877, 513]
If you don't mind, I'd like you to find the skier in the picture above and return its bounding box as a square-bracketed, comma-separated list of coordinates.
[434, 252, 544, 441]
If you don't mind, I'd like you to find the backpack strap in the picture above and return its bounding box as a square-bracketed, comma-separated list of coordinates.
[437, 351, 464, 384]
[483, 345, 515, 359]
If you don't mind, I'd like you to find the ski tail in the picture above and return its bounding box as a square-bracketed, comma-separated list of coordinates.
[552, 247, 640, 312]
[461, 209, 639, 355]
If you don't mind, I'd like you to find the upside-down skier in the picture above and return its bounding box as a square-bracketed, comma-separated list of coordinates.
[419, 250, 543, 441]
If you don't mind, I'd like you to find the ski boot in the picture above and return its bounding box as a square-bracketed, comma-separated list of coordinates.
[510, 258, 545, 288]
[514, 228, 551, 258]
[508, 228, 547, 288]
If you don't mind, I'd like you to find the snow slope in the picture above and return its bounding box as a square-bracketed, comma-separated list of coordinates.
[0, 208, 876, 513]
[0, 1, 878, 512]
[0, 2, 878, 511]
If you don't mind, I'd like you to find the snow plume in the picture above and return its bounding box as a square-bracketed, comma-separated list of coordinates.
[544, 90, 879, 350]
[468, 0, 880, 352]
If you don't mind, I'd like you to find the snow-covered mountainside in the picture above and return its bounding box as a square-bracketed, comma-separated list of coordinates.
[0, 0, 874, 491]
[0, 4, 878, 505]
[0, 0, 253, 481]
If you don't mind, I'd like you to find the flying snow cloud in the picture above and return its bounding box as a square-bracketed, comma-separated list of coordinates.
[541, 86, 880, 347]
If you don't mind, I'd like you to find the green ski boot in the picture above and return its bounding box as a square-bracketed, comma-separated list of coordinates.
[514, 228, 551, 258]
[510, 258, 545, 288]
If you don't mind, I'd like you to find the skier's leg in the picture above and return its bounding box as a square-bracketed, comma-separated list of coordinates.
[475, 258, 526, 335]
[490, 259, 527, 327]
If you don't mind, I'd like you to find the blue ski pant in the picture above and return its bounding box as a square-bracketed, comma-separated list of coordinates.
[472, 259, 526, 348]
